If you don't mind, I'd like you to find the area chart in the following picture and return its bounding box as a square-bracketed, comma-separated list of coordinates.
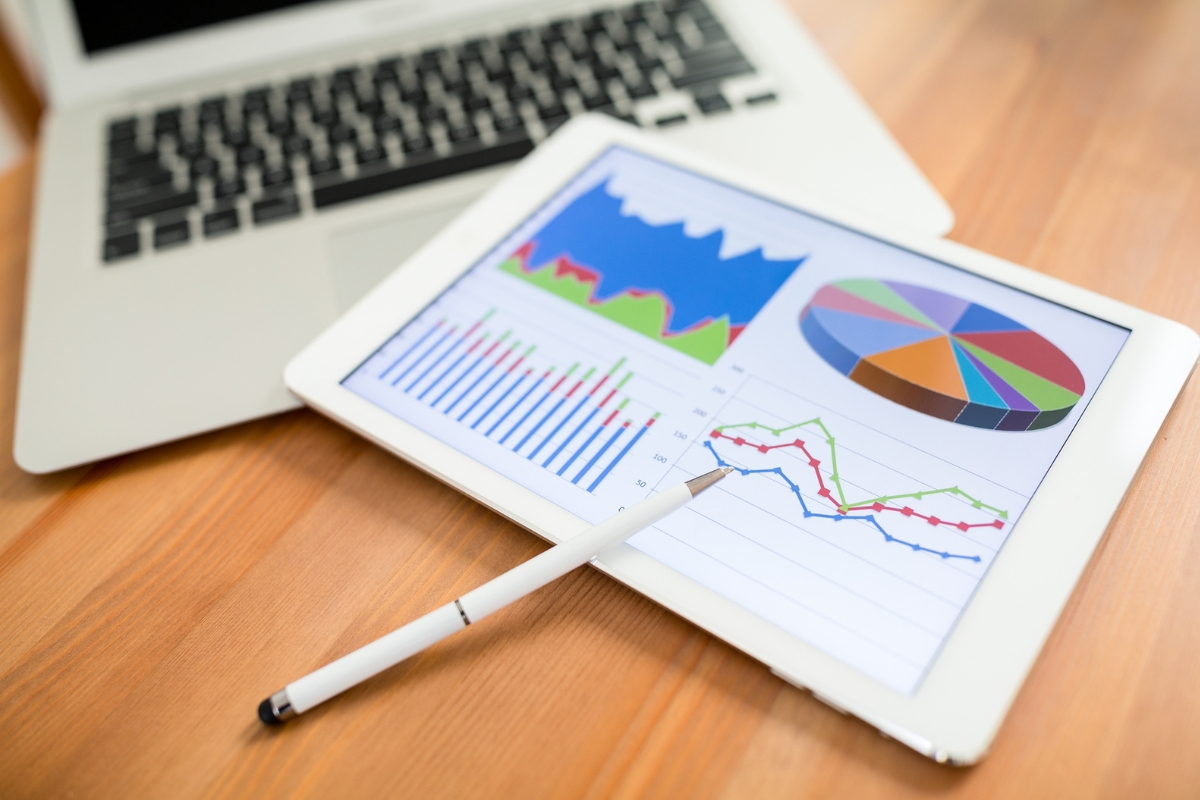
[800, 279, 1085, 431]
[500, 181, 805, 365]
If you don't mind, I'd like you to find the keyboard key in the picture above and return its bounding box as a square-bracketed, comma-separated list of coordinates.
[108, 169, 173, 199]
[403, 134, 433, 155]
[287, 78, 314, 104]
[331, 67, 359, 91]
[655, 113, 688, 127]
[237, 145, 265, 166]
[373, 115, 402, 134]
[178, 137, 206, 159]
[328, 123, 358, 144]
[356, 144, 386, 165]
[214, 176, 246, 199]
[745, 91, 778, 106]
[672, 46, 754, 88]
[492, 111, 523, 133]
[108, 138, 148, 160]
[108, 117, 138, 143]
[308, 154, 342, 176]
[106, 189, 199, 225]
[268, 116, 293, 137]
[224, 128, 250, 148]
[419, 104, 448, 123]
[261, 165, 294, 189]
[243, 88, 270, 114]
[102, 230, 140, 262]
[626, 81, 657, 99]
[283, 134, 312, 155]
[313, 137, 534, 209]
[203, 208, 240, 237]
[357, 96, 383, 116]
[108, 154, 166, 183]
[199, 97, 226, 123]
[538, 101, 569, 121]
[583, 91, 613, 110]
[464, 93, 491, 112]
[252, 194, 302, 225]
[153, 219, 191, 249]
[448, 122, 479, 143]
[508, 84, 535, 102]
[154, 107, 182, 135]
[695, 91, 731, 114]
[312, 106, 339, 127]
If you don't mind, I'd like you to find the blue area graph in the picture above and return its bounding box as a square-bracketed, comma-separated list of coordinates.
[702, 441, 982, 562]
[525, 181, 807, 335]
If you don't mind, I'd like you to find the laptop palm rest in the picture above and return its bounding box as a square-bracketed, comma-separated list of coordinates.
[328, 203, 467, 311]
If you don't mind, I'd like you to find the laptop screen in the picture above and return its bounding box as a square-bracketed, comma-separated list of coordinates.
[71, 1, 323, 54]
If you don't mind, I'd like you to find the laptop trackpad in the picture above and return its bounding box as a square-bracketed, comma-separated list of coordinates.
[328, 203, 465, 310]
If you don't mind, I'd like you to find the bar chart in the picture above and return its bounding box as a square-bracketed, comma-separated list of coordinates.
[356, 309, 660, 494]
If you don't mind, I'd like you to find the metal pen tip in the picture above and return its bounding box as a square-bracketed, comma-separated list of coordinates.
[685, 467, 733, 497]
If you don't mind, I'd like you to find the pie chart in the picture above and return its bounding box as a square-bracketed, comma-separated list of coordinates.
[800, 279, 1085, 431]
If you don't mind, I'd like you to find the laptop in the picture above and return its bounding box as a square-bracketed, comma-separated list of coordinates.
[14, 0, 953, 473]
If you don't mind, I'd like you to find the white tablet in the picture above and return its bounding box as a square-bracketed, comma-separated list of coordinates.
[285, 115, 1198, 764]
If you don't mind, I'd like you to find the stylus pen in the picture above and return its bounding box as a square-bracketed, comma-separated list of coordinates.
[258, 466, 733, 724]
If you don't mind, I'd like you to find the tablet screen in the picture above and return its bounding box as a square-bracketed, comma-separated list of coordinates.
[342, 147, 1129, 694]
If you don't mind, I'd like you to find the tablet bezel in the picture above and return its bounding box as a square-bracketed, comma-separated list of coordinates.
[285, 115, 1199, 763]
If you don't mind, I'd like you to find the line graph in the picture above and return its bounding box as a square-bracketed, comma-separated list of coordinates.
[702, 440, 983, 562]
[709, 421, 1008, 527]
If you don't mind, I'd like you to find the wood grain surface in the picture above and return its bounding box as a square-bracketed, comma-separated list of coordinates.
[3, 0, 1200, 797]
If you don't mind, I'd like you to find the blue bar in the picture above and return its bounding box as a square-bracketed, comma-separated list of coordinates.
[432, 353, 486, 407]
[488, 376, 544, 438]
[528, 394, 591, 461]
[379, 322, 440, 382]
[499, 386, 549, 443]
[446, 358, 503, 417]
[545, 407, 599, 468]
[514, 395, 566, 453]
[556, 421, 605, 476]
[573, 425, 627, 485]
[391, 326, 455, 387]
[418, 345, 475, 401]
[587, 423, 650, 492]
[472, 372, 527, 430]
[456, 364, 513, 424]
[405, 335, 463, 393]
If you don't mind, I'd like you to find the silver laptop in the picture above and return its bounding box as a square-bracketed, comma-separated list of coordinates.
[14, 0, 953, 473]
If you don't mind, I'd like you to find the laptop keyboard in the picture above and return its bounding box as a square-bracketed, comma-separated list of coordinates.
[101, 0, 776, 263]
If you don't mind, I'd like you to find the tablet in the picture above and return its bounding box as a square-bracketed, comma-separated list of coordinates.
[285, 115, 1199, 764]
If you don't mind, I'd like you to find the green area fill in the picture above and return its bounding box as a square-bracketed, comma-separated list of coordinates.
[500, 257, 728, 364]
[834, 279, 938, 329]
[955, 338, 1081, 410]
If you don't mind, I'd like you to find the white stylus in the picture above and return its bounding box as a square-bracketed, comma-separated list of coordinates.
[258, 467, 732, 724]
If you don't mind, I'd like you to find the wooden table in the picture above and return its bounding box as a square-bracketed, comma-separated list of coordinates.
[3, 0, 1200, 796]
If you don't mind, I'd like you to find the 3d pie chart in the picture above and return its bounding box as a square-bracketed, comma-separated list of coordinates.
[800, 279, 1085, 431]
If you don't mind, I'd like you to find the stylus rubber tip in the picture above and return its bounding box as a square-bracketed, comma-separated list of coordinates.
[258, 698, 283, 726]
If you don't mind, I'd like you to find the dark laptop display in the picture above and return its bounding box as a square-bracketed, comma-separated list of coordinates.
[71, 0, 321, 53]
